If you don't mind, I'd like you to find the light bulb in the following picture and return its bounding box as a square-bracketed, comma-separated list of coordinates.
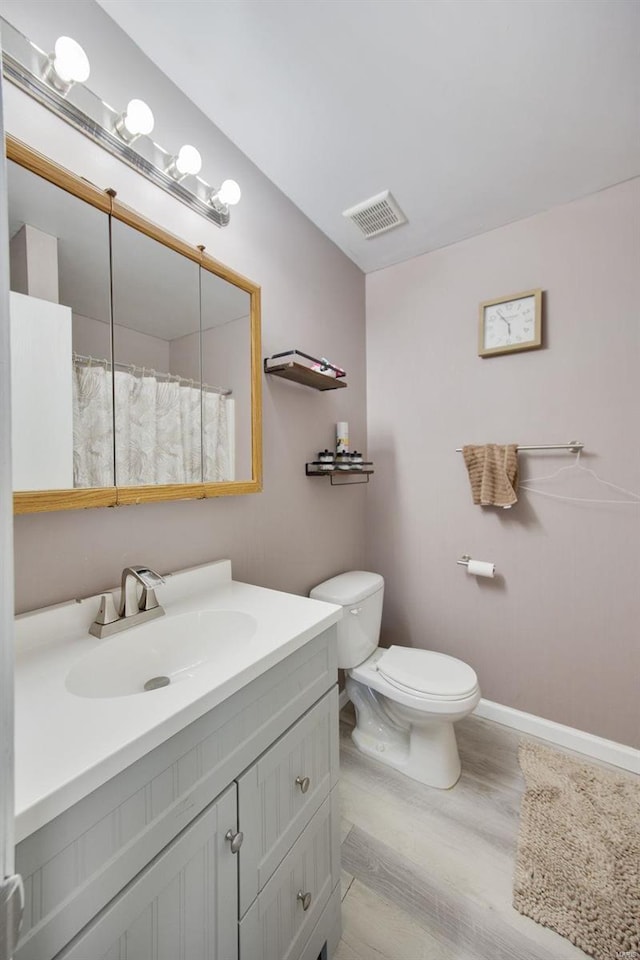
[115, 99, 154, 142]
[217, 179, 241, 206]
[123, 99, 154, 136]
[175, 145, 202, 176]
[51, 36, 90, 85]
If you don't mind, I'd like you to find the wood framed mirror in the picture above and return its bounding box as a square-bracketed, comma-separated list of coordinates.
[7, 136, 262, 514]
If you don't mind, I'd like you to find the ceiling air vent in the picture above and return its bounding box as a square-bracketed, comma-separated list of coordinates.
[342, 190, 407, 239]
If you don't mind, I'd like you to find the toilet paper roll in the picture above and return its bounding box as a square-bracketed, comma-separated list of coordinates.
[467, 559, 495, 578]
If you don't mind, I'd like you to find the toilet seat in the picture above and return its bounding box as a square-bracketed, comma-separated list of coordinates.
[349, 648, 480, 716]
[377, 646, 479, 701]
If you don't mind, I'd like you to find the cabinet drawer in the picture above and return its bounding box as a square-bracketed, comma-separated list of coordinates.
[54, 785, 238, 960]
[239, 789, 340, 960]
[238, 686, 339, 915]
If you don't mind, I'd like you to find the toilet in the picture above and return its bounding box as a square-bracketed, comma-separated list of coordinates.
[310, 571, 480, 789]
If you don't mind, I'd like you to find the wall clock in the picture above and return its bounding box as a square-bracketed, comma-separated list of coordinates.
[478, 289, 542, 357]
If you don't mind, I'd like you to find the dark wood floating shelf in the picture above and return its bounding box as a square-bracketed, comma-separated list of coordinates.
[268, 360, 347, 391]
[264, 350, 347, 391]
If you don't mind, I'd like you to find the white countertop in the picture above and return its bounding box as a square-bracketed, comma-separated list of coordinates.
[14, 560, 342, 842]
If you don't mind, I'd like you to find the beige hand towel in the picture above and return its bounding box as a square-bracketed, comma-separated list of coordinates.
[462, 444, 519, 508]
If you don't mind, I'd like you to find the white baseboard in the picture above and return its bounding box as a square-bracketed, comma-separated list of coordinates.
[340, 688, 638, 773]
[474, 698, 640, 774]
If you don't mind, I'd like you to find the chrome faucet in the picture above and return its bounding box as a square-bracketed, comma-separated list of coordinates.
[89, 566, 166, 638]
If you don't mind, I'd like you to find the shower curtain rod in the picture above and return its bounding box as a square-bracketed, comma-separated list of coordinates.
[456, 441, 583, 453]
[73, 353, 232, 396]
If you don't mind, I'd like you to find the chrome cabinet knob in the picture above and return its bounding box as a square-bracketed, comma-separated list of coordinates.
[297, 890, 312, 911]
[295, 775, 311, 794]
[225, 828, 243, 854]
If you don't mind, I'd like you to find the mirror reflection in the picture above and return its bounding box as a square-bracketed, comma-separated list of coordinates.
[200, 269, 252, 482]
[110, 220, 202, 486]
[8, 160, 113, 491]
[8, 146, 259, 506]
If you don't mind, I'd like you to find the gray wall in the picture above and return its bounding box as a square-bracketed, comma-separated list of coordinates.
[366, 178, 640, 747]
[4, 0, 367, 613]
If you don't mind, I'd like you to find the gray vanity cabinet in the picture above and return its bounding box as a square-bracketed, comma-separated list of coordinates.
[15, 627, 341, 960]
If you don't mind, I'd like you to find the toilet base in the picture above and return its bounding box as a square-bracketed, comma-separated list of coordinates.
[347, 677, 463, 789]
[351, 718, 461, 789]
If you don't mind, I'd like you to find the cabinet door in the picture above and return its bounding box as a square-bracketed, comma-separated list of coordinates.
[54, 786, 238, 960]
[238, 687, 338, 915]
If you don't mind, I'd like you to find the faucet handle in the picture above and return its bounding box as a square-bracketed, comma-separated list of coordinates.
[94, 593, 119, 625]
[139, 585, 160, 612]
[89, 593, 120, 637]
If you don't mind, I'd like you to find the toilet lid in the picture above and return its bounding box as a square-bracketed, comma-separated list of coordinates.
[377, 646, 478, 699]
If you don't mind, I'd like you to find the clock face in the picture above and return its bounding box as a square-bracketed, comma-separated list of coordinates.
[482, 295, 537, 351]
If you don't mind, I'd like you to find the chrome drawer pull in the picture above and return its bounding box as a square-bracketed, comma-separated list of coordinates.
[295, 775, 311, 794]
[225, 829, 243, 854]
[297, 890, 312, 911]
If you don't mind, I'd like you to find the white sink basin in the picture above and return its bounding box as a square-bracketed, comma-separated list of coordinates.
[65, 610, 258, 699]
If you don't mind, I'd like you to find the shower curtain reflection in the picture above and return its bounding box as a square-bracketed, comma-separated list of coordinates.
[72, 358, 234, 487]
[72, 361, 113, 488]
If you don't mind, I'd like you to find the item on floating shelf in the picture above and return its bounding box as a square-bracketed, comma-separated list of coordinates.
[336, 421, 349, 453]
[335, 452, 352, 470]
[323, 359, 346, 378]
[350, 451, 364, 470]
[310, 357, 346, 379]
[318, 450, 335, 471]
[311, 363, 337, 378]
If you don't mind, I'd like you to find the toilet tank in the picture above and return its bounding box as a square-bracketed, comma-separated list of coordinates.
[310, 571, 384, 669]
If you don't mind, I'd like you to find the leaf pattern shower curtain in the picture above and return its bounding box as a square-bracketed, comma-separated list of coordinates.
[72, 363, 232, 487]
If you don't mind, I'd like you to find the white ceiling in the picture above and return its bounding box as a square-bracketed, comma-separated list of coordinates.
[98, 0, 640, 273]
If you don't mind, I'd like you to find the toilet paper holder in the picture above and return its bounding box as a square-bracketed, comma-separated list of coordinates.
[457, 555, 497, 577]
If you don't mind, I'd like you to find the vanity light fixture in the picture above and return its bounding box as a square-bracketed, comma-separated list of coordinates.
[2, 15, 238, 227]
[165, 144, 202, 181]
[114, 98, 155, 143]
[209, 179, 242, 212]
[43, 36, 90, 95]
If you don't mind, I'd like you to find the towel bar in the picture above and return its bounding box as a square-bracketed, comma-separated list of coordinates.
[455, 441, 583, 453]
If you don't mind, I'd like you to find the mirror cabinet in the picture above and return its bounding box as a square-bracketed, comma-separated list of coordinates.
[6, 136, 261, 513]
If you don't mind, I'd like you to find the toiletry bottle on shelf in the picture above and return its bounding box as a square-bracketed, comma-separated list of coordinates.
[336, 421, 349, 454]
[351, 451, 363, 470]
[318, 449, 335, 471]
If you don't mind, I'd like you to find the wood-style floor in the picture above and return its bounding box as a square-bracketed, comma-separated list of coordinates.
[334, 706, 596, 960]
